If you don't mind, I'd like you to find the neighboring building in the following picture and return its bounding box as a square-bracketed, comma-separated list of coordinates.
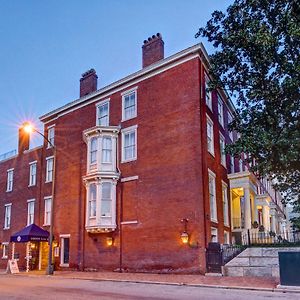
[0, 34, 286, 273]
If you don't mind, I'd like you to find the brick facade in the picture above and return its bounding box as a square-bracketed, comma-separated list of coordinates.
[0, 35, 237, 273]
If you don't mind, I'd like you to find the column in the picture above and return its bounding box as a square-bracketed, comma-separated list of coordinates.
[244, 186, 252, 229]
[263, 205, 270, 231]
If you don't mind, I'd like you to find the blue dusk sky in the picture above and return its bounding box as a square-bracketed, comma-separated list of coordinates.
[0, 0, 232, 155]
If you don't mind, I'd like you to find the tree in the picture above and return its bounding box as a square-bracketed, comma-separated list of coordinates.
[196, 0, 300, 226]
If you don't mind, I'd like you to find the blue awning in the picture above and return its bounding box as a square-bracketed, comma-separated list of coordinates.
[10, 224, 49, 243]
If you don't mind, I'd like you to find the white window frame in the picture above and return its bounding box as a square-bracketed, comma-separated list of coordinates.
[4, 204, 12, 229]
[96, 98, 110, 126]
[44, 197, 52, 226]
[60, 234, 70, 267]
[206, 115, 214, 156]
[208, 169, 217, 222]
[27, 199, 35, 225]
[88, 184, 97, 219]
[224, 231, 230, 244]
[101, 136, 112, 163]
[222, 181, 229, 226]
[89, 137, 98, 168]
[29, 161, 37, 187]
[227, 112, 233, 141]
[45, 156, 54, 183]
[219, 133, 226, 167]
[101, 181, 113, 217]
[121, 125, 138, 163]
[211, 227, 218, 243]
[6, 168, 14, 192]
[47, 125, 55, 148]
[121, 87, 138, 121]
[205, 74, 212, 110]
[217, 95, 224, 127]
[2, 242, 9, 259]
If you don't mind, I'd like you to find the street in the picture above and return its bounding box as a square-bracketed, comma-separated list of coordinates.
[0, 275, 297, 300]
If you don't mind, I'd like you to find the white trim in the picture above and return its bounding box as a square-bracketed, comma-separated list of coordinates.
[121, 175, 139, 182]
[60, 234, 70, 267]
[121, 220, 138, 225]
[27, 198, 35, 203]
[45, 156, 54, 183]
[1, 242, 9, 259]
[6, 168, 14, 172]
[219, 132, 226, 168]
[47, 124, 56, 129]
[43, 197, 52, 226]
[96, 98, 110, 126]
[40, 47, 202, 122]
[206, 114, 214, 157]
[47, 126, 55, 149]
[29, 160, 37, 165]
[208, 169, 217, 223]
[121, 87, 138, 122]
[121, 125, 138, 163]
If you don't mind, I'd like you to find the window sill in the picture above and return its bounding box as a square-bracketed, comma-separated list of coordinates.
[43, 224, 50, 227]
[28, 184, 36, 188]
[60, 263, 69, 268]
[6, 190, 12, 193]
[121, 157, 137, 164]
[210, 219, 218, 224]
[1, 257, 8, 260]
[45, 180, 53, 184]
[121, 115, 137, 122]
[3, 227, 10, 230]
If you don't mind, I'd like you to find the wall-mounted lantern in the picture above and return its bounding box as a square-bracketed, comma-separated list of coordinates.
[106, 237, 114, 247]
[180, 218, 189, 244]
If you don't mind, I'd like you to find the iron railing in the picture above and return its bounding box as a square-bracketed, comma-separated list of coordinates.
[241, 230, 300, 246]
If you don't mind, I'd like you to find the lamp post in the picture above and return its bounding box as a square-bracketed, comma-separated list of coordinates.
[23, 122, 56, 275]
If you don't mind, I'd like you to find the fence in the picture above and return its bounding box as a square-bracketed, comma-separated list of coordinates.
[241, 230, 300, 246]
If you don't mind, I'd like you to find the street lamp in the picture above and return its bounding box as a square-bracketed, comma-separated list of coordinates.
[23, 122, 56, 275]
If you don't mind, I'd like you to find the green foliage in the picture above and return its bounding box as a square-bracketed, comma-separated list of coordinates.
[196, 0, 300, 225]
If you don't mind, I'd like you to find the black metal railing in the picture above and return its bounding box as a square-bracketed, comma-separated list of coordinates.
[241, 230, 300, 246]
[222, 244, 246, 264]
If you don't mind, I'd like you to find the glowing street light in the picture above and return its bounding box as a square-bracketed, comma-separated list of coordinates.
[22, 122, 56, 275]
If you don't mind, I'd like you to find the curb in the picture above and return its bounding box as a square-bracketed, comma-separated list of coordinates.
[6, 272, 300, 294]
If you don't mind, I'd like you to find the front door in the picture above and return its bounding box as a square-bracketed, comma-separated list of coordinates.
[60, 236, 70, 267]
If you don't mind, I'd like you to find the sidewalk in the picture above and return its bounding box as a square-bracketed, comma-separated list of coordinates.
[3, 269, 300, 293]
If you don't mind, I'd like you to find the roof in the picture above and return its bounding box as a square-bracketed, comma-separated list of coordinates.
[10, 223, 49, 243]
[39, 42, 236, 123]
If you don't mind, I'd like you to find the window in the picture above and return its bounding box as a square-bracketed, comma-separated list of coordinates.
[102, 137, 112, 163]
[97, 100, 109, 126]
[227, 112, 233, 140]
[239, 159, 243, 172]
[206, 116, 214, 155]
[230, 156, 235, 173]
[101, 182, 112, 217]
[46, 157, 54, 183]
[44, 197, 52, 226]
[47, 126, 55, 148]
[27, 200, 35, 225]
[122, 88, 137, 121]
[224, 231, 230, 244]
[29, 162, 37, 186]
[122, 125, 137, 162]
[211, 227, 218, 243]
[208, 170, 217, 222]
[4, 204, 11, 229]
[2, 243, 8, 259]
[205, 74, 212, 110]
[6, 169, 14, 192]
[88, 184, 97, 218]
[217, 95, 224, 127]
[219, 134, 226, 167]
[90, 137, 98, 166]
[222, 182, 229, 226]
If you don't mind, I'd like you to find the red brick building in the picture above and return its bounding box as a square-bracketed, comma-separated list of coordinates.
[0, 34, 286, 273]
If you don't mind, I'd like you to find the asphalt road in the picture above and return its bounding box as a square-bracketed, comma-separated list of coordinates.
[0, 275, 297, 300]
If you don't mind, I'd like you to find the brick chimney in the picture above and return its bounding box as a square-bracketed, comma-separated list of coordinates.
[18, 123, 30, 154]
[80, 69, 98, 97]
[142, 33, 164, 68]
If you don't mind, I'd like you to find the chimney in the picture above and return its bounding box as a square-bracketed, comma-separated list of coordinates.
[142, 33, 164, 68]
[18, 123, 30, 154]
[80, 69, 98, 97]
